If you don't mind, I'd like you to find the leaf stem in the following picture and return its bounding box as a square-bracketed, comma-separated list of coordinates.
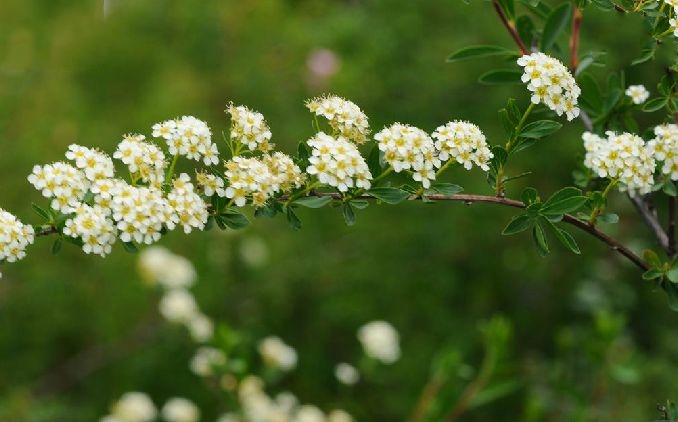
[588, 178, 618, 225]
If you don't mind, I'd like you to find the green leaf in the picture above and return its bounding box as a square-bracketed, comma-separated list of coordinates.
[367, 145, 382, 178]
[631, 46, 656, 65]
[497, 0, 515, 20]
[541, 187, 587, 216]
[667, 400, 678, 420]
[221, 210, 250, 229]
[553, 226, 581, 254]
[578, 73, 603, 113]
[516, 15, 536, 47]
[286, 207, 302, 230]
[598, 213, 619, 224]
[664, 282, 678, 311]
[643, 249, 662, 268]
[478, 69, 522, 85]
[123, 242, 139, 254]
[296, 141, 311, 167]
[519, 120, 562, 139]
[667, 268, 678, 283]
[293, 196, 333, 208]
[350, 200, 369, 209]
[254, 203, 278, 218]
[31, 203, 50, 220]
[532, 223, 549, 256]
[447, 45, 515, 63]
[502, 214, 534, 235]
[642, 96, 667, 112]
[429, 183, 464, 196]
[51, 237, 62, 255]
[663, 180, 677, 197]
[540, 3, 572, 52]
[368, 187, 410, 204]
[642, 268, 664, 281]
[590, 0, 614, 11]
[342, 203, 356, 226]
[521, 187, 538, 206]
[469, 380, 522, 409]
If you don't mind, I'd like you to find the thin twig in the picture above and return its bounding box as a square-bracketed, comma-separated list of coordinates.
[629, 194, 670, 253]
[491, 0, 529, 55]
[569, 6, 582, 72]
[669, 195, 676, 257]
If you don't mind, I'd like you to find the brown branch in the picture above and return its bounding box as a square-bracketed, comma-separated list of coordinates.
[669, 195, 676, 257]
[629, 195, 669, 253]
[569, 6, 582, 72]
[492, 0, 529, 55]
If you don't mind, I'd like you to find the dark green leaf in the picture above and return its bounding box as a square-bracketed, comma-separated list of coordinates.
[540, 3, 572, 52]
[221, 210, 250, 229]
[667, 268, 678, 283]
[519, 120, 562, 139]
[642, 96, 667, 113]
[204, 215, 215, 231]
[663, 180, 677, 197]
[478, 69, 522, 85]
[342, 203, 356, 226]
[578, 73, 603, 113]
[286, 207, 302, 230]
[553, 226, 580, 254]
[31, 203, 50, 220]
[598, 213, 619, 224]
[368, 187, 410, 204]
[446, 45, 515, 63]
[502, 214, 534, 235]
[350, 200, 369, 210]
[521, 187, 538, 205]
[51, 237, 62, 255]
[642, 268, 664, 281]
[293, 196, 333, 208]
[429, 183, 464, 196]
[518, 0, 551, 18]
[516, 15, 536, 47]
[499, 109, 514, 137]
[631, 47, 656, 65]
[123, 242, 139, 254]
[532, 223, 550, 256]
[254, 203, 278, 218]
[664, 282, 678, 311]
[643, 249, 662, 268]
[590, 0, 614, 11]
[541, 187, 587, 215]
[497, 0, 515, 20]
[469, 380, 522, 409]
[367, 145, 382, 178]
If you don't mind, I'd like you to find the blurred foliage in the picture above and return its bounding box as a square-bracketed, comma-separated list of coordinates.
[1, 0, 678, 421]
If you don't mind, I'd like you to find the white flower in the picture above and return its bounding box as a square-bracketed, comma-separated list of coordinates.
[0, 209, 34, 264]
[187, 313, 214, 342]
[431, 121, 493, 171]
[327, 410, 354, 422]
[159, 289, 199, 323]
[375, 123, 439, 188]
[306, 132, 372, 192]
[113, 134, 166, 187]
[161, 397, 200, 422]
[138, 246, 196, 289]
[293, 405, 325, 422]
[357, 320, 401, 364]
[334, 363, 360, 385]
[27, 161, 89, 213]
[226, 104, 274, 153]
[648, 124, 678, 181]
[225, 154, 303, 208]
[582, 131, 655, 196]
[110, 392, 157, 422]
[517, 52, 581, 120]
[167, 174, 209, 234]
[195, 172, 227, 198]
[306, 95, 370, 144]
[63, 204, 117, 257]
[66, 144, 115, 181]
[216, 414, 241, 422]
[625, 85, 650, 104]
[190, 347, 227, 377]
[258, 336, 298, 371]
[153, 116, 219, 165]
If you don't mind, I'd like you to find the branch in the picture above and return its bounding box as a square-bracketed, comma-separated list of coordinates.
[491, 0, 529, 55]
[629, 194, 669, 253]
[569, 6, 582, 71]
[669, 195, 676, 257]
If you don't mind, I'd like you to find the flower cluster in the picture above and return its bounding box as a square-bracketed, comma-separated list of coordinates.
[648, 124, 678, 180]
[153, 116, 219, 165]
[0, 209, 35, 274]
[195, 171, 227, 197]
[107, 182, 173, 245]
[306, 95, 370, 144]
[28, 162, 89, 213]
[357, 320, 401, 364]
[375, 123, 439, 188]
[190, 346, 227, 377]
[517, 52, 581, 121]
[306, 132, 372, 192]
[140, 246, 213, 342]
[258, 336, 298, 371]
[167, 174, 209, 234]
[334, 363, 360, 386]
[582, 131, 655, 195]
[432, 121, 493, 171]
[224, 154, 304, 207]
[66, 144, 115, 182]
[63, 204, 116, 257]
[226, 104, 274, 153]
[102, 392, 200, 422]
[113, 134, 166, 187]
[625, 85, 650, 105]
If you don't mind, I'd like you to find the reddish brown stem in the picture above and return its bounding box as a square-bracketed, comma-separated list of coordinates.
[492, 0, 529, 55]
[570, 6, 582, 71]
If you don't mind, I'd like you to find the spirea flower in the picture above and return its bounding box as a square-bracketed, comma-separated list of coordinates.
[63, 204, 117, 257]
[306, 95, 370, 144]
[517, 52, 581, 121]
[65, 144, 115, 182]
[625, 85, 650, 105]
[28, 162, 89, 213]
[670, 16, 678, 38]
[648, 124, 678, 180]
[0, 209, 34, 264]
[357, 320, 401, 364]
[306, 132, 372, 192]
[187, 312, 214, 342]
[582, 131, 655, 196]
[167, 174, 209, 234]
[226, 104, 274, 153]
[334, 363, 360, 385]
[107, 182, 173, 244]
[263, 152, 306, 192]
[431, 121, 493, 171]
[138, 246, 196, 289]
[224, 156, 294, 207]
[109, 392, 157, 422]
[294, 405, 325, 422]
[195, 172, 227, 197]
[190, 346, 227, 377]
[375, 123, 439, 188]
[161, 398, 200, 422]
[113, 134, 166, 187]
[159, 289, 199, 323]
[153, 116, 219, 165]
[258, 336, 298, 371]
[328, 410, 355, 422]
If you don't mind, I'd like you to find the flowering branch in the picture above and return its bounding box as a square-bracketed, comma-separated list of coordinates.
[491, 0, 529, 55]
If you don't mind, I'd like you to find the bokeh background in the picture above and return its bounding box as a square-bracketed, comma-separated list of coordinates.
[0, 0, 677, 420]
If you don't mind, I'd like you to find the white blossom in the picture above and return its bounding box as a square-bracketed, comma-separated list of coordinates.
[357, 320, 401, 364]
[226, 104, 274, 153]
[432, 121, 493, 171]
[625, 85, 650, 104]
[109, 392, 157, 422]
[334, 363, 360, 385]
[161, 397, 200, 422]
[258, 336, 298, 371]
[0, 209, 34, 264]
[306, 95, 370, 144]
[375, 123, 439, 188]
[306, 132, 372, 192]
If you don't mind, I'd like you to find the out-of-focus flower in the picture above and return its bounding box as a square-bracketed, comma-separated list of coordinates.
[108, 392, 157, 422]
[159, 289, 199, 323]
[357, 320, 401, 364]
[327, 409, 354, 422]
[138, 246, 197, 289]
[258, 336, 298, 371]
[161, 397, 200, 422]
[190, 346, 227, 377]
[334, 363, 360, 385]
